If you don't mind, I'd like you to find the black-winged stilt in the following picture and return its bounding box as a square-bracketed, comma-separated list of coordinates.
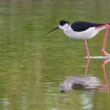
[48, 20, 110, 58]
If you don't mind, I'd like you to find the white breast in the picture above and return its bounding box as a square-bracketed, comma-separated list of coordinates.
[64, 26, 104, 40]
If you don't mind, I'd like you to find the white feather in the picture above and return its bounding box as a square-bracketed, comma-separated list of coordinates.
[59, 24, 106, 40]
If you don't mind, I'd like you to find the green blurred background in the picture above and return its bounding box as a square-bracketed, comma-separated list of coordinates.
[0, 0, 110, 110]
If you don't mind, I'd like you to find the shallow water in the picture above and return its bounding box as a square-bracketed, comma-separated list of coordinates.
[0, 0, 110, 110]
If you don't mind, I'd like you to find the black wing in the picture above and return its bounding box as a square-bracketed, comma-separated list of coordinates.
[71, 21, 103, 32]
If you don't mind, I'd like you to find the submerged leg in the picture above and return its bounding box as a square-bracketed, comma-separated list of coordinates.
[102, 24, 110, 55]
[84, 40, 90, 58]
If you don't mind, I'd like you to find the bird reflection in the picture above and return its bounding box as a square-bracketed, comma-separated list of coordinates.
[59, 57, 110, 94]
[101, 59, 110, 93]
[59, 75, 102, 93]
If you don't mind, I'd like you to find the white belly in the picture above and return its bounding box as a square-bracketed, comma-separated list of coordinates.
[64, 27, 104, 40]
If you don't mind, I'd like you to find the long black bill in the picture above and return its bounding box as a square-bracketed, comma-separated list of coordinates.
[48, 27, 58, 33]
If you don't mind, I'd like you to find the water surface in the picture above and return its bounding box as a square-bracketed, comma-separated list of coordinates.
[0, 0, 110, 110]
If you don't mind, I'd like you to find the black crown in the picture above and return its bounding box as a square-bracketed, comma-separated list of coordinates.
[59, 20, 70, 26]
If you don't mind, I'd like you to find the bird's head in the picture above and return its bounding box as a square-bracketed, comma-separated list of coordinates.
[58, 20, 70, 30]
[48, 20, 70, 33]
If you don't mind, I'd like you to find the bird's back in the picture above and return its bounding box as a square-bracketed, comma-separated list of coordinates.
[71, 21, 103, 32]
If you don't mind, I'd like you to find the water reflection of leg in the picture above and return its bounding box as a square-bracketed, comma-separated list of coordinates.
[84, 58, 90, 76]
[102, 60, 110, 94]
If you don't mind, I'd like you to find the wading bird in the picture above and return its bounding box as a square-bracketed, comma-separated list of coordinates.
[48, 20, 110, 58]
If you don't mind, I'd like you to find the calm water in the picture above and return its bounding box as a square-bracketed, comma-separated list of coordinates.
[0, 0, 110, 110]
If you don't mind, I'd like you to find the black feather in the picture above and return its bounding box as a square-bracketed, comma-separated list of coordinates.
[71, 21, 103, 32]
[59, 20, 70, 26]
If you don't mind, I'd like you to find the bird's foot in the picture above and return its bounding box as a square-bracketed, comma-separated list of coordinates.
[102, 50, 110, 56]
[102, 50, 110, 59]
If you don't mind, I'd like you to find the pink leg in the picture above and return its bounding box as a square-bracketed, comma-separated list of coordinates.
[84, 40, 90, 58]
[102, 24, 110, 55]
